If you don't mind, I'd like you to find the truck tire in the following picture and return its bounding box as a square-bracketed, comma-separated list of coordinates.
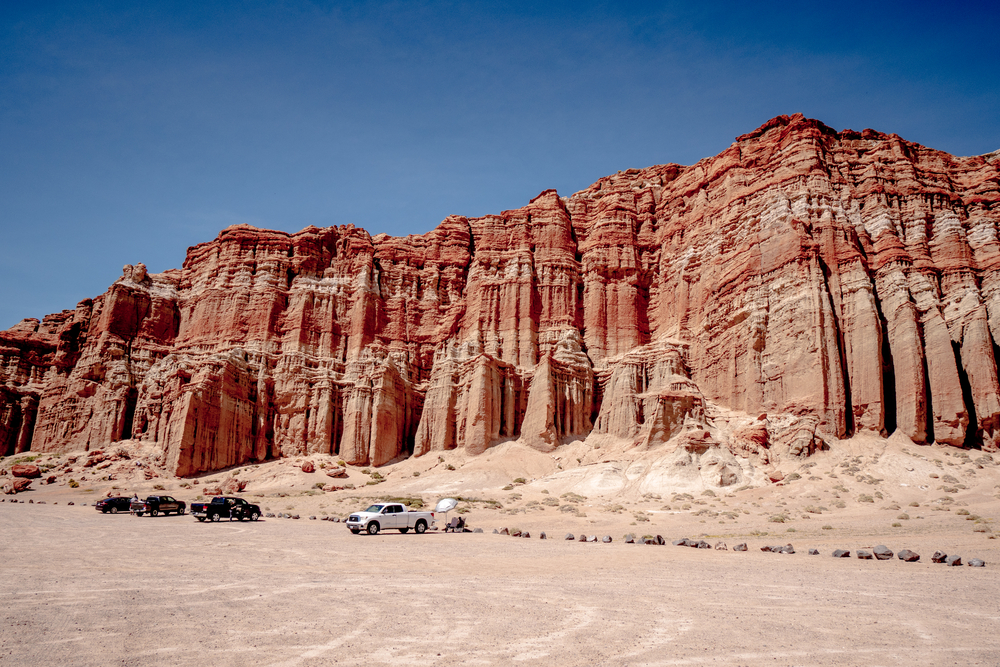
[211, 513, 221, 522]
[111, 507, 119, 514]
[415, 520, 427, 534]
[135, 512, 143, 517]
[399, 527, 409, 534]
[367, 522, 380, 535]
[150, 509, 159, 517]
[350, 529, 360, 534]
[176, 508, 184, 515]
[250, 511, 260, 521]
[197, 517, 206, 522]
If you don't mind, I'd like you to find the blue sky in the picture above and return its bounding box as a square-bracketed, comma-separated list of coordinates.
[2, 0, 998, 328]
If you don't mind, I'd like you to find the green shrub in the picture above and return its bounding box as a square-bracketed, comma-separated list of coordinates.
[822, 525, 833, 530]
[513, 477, 527, 485]
[68, 479, 79, 488]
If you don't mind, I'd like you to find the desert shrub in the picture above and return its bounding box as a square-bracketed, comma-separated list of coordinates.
[973, 525, 992, 533]
[786, 528, 796, 533]
[822, 525, 833, 530]
[412, 471, 420, 477]
[361, 468, 371, 475]
[313, 482, 326, 489]
[956, 508, 970, 515]
[68, 479, 79, 488]
[543, 497, 559, 506]
[786, 473, 801, 481]
[513, 477, 527, 485]
[891, 522, 902, 528]
[897, 513, 910, 520]
[337, 460, 346, 467]
[502, 484, 514, 491]
[446, 464, 456, 471]
[370, 471, 383, 481]
[857, 494, 874, 503]
[768, 514, 788, 523]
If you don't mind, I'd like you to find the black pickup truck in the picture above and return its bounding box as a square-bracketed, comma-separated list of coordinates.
[191, 496, 262, 522]
[130, 495, 186, 517]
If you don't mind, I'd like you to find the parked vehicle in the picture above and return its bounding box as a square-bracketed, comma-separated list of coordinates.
[130, 496, 186, 517]
[345, 503, 435, 535]
[95, 497, 132, 514]
[191, 496, 261, 522]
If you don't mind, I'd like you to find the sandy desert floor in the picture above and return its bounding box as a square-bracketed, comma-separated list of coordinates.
[3, 436, 1000, 666]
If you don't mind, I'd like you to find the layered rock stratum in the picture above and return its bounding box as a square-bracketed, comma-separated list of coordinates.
[3, 114, 999, 482]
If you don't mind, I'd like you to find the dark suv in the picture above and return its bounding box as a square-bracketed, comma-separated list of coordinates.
[95, 497, 133, 514]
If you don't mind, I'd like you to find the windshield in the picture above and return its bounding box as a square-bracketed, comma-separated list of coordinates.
[364, 504, 384, 513]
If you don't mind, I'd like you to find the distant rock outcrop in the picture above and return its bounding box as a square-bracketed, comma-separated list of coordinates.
[2, 114, 999, 475]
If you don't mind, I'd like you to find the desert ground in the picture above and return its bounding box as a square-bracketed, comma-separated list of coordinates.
[2, 435, 1000, 666]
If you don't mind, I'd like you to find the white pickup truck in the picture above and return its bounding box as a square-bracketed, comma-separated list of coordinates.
[346, 503, 436, 535]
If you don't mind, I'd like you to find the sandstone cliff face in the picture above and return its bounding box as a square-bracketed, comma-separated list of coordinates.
[3, 114, 999, 477]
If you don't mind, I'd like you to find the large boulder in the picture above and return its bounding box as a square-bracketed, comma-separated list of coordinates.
[11, 464, 41, 479]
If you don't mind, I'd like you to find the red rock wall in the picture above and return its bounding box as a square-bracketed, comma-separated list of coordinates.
[3, 114, 999, 473]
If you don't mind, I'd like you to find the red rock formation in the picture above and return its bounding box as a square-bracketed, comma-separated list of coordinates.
[3, 114, 999, 475]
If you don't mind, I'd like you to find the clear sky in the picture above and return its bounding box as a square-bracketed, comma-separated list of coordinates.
[2, 0, 998, 328]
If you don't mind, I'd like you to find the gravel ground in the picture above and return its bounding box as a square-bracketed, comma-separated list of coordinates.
[2, 501, 999, 666]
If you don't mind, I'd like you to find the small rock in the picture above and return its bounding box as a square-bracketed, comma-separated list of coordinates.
[265, 513, 275, 517]
[500, 527, 509, 536]
[715, 542, 728, 551]
[946, 555, 962, 566]
[67, 502, 74, 506]
[857, 550, 873, 560]
[291, 514, 300, 520]
[643, 537, 657, 545]
[968, 559, 985, 567]
[539, 531, 546, 539]
[11, 464, 41, 479]
[832, 549, 850, 558]
[332, 517, 340, 523]
[300, 461, 315, 473]
[510, 529, 522, 537]
[603, 535, 612, 543]
[672, 538, 689, 546]
[588, 535, 599, 543]
[625, 534, 635, 544]
[326, 467, 349, 478]
[577, 534, 587, 542]
[309, 516, 317, 520]
[760, 546, 773, 553]
[565, 533, 575, 540]
[28, 499, 33, 504]
[473, 528, 483, 533]
[733, 543, 748, 552]
[768, 470, 785, 483]
[493, 529, 499, 534]
[897, 549, 920, 562]
[780, 544, 795, 554]
[873, 545, 893, 560]
[931, 551, 948, 563]
[696, 540, 711, 549]
[656, 535, 666, 546]
[522, 532, 530, 539]
[808, 549, 820, 555]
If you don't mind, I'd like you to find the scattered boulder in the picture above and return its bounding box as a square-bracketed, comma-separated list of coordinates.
[510, 529, 522, 537]
[946, 555, 962, 566]
[656, 535, 666, 546]
[500, 527, 509, 536]
[968, 559, 985, 567]
[760, 546, 773, 552]
[3, 479, 31, 494]
[625, 535, 635, 544]
[309, 516, 317, 520]
[808, 549, 820, 555]
[539, 532, 546, 539]
[11, 464, 41, 479]
[733, 543, 748, 552]
[832, 549, 850, 558]
[522, 532, 530, 539]
[326, 467, 349, 478]
[45, 475, 56, 484]
[897, 549, 920, 562]
[873, 545, 894, 561]
[768, 470, 785, 483]
[493, 529, 499, 534]
[857, 551, 873, 560]
[473, 528, 483, 533]
[603, 536, 612, 543]
[588, 535, 598, 543]
[300, 461, 316, 473]
[67, 501, 74, 506]
[220, 477, 247, 495]
[931, 551, 948, 563]
[696, 541, 711, 549]
[673, 538, 692, 547]
[643, 537, 657, 545]
[332, 517, 340, 523]
[577, 534, 587, 542]
[291, 514, 300, 520]
[780, 544, 795, 554]
[565, 533, 574, 541]
[715, 542, 728, 551]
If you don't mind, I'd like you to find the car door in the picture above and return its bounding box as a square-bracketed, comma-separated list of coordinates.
[382, 505, 399, 529]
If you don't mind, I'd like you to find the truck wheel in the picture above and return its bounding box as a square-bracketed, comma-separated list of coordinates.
[350, 529, 360, 534]
[211, 514, 221, 522]
[150, 509, 158, 517]
[399, 527, 409, 534]
[367, 522, 380, 535]
[135, 512, 143, 517]
[250, 512, 260, 521]
[197, 517, 206, 522]
[176, 508, 184, 515]
[111, 507, 119, 514]
[415, 520, 427, 534]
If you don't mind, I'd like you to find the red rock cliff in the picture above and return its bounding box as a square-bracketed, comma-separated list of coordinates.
[3, 114, 999, 474]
